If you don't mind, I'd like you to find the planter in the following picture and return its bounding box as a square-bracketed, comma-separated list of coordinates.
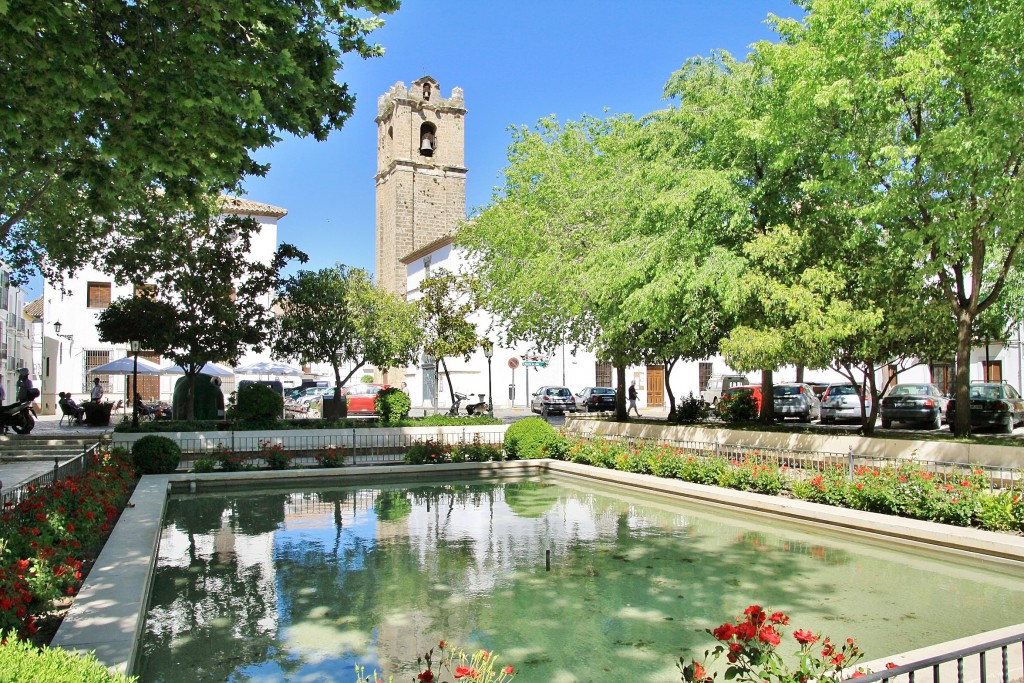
[83, 401, 114, 426]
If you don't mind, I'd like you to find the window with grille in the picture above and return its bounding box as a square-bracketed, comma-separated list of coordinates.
[595, 363, 612, 387]
[699, 362, 713, 391]
[87, 282, 112, 308]
[84, 350, 111, 393]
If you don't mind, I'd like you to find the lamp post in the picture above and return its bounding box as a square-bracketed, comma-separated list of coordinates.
[483, 341, 494, 418]
[130, 340, 141, 428]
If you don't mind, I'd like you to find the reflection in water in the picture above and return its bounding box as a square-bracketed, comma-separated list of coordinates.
[138, 479, 1024, 682]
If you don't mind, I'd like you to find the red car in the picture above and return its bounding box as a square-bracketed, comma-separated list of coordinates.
[343, 384, 390, 414]
[719, 385, 763, 413]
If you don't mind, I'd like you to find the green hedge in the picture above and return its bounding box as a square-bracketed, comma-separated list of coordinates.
[131, 435, 181, 475]
[504, 417, 558, 460]
[0, 633, 136, 682]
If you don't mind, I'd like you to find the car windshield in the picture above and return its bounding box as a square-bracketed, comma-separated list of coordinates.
[830, 386, 858, 396]
[592, 388, 615, 395]
[548, 388, 572, 397]
[970, 385, 1001, 400]
[891, 385, 930, 397]
[773, 386, 802, 396]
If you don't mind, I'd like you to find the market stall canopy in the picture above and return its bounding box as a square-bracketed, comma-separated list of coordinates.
[90, 356, 164, 375]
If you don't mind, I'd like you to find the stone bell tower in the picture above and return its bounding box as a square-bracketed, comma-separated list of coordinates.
[375, 76, 467, 296]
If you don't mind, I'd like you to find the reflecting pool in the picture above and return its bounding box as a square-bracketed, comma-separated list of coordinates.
[137, 477, 1024, 682]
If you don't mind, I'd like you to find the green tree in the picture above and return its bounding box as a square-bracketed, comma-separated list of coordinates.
[418, 268, 481, 408]
[0, 0, 398, 283]
[95, 295, 179, 355]
[273, 266, 420, 419]
[760, 0, 1024, 434]
[122, 199, 304, 420]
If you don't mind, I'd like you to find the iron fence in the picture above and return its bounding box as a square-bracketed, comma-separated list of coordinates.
[856, 628, 1024, 683]
[1, 441, 103, 508]
[588, 434, 1020, 492]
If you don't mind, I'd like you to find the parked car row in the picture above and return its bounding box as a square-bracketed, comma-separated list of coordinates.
[284, 383, 390, 417]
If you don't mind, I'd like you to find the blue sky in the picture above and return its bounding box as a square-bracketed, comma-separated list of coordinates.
[240, 1, 802, 279]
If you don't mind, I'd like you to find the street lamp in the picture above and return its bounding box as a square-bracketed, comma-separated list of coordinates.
[130, 340, 141, 428]
[483, 341, 494, 418]
[53, 320, 73, 343]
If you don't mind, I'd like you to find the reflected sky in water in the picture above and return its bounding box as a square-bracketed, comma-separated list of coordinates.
[138, 477, 1024, 682]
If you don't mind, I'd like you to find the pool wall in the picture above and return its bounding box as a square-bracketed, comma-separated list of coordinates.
[51, 459, 1024, 679]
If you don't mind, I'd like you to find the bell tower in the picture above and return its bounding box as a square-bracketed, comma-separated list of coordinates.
[375, 76, 467, 295]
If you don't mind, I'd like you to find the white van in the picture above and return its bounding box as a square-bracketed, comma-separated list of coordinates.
[701, 374, 749, 405]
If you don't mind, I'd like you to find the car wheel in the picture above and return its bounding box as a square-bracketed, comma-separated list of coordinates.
[799, 412, 810, 423]
[821, 415, 832, 425]
[881, 418, 892, 429]
[541, 404, 548, 418]
[1002, 413, 1015, 434]
[930, 412, 942, 430]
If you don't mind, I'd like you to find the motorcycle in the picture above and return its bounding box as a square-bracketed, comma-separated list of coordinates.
[0, 399, 37, 435]
[465, 393, 488, 416]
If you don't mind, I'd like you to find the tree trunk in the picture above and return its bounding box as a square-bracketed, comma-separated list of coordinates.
[185, 371, 197, 421]
[759, 369, 774, 425]
[664, 358, 677, 420]
[440, 357, 456, 406]
[326, 363, 344, 421]
[860, 363, 878, 436]
[616, 364, 628, 422]
[952, 312, 975, 436]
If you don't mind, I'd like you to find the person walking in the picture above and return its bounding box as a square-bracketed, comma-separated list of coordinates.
[90, 377, 104, 402]
[16, 367, 35, 402]
[627, 381, 641, 417]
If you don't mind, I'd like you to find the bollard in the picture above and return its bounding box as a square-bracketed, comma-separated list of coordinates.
[545, 549, 551, 571]
[847, 446, 854, 481]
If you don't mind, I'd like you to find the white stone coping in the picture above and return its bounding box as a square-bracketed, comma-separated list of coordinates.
[51, 459, 1024, 677]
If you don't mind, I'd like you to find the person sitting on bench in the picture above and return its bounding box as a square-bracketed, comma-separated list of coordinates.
[59, 392, 85, 424]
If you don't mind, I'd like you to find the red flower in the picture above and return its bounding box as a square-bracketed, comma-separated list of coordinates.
[712, 623, 736, 641]
[768, 611, 789, 625]
[743, 605, 763, 616]
[735, 622, 756, 640]
[503, 666, 514, 674]
[439, 640, 446, 649]
[793, 629, 818, 645]
[758, 625, 781, 646]
[417, 670, 434, 682]
[453, 666, 478, 679]
[886, 662, 898, 669]
[850, 671, 865, 678]
[480, 649, 490, 660]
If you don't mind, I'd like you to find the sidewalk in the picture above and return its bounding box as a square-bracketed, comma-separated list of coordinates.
[0, 413, 112, 496]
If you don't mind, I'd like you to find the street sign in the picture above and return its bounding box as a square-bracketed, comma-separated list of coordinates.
[508, 357, 520, 370]
[523, 361, 547, 367]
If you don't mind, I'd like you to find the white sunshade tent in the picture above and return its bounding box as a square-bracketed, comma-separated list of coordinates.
[89, 356, 165, 375]
[234, 361, 303, 376]
[160, 362, 235, 377]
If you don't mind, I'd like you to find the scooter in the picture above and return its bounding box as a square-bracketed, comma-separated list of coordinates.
[465, 393, 488, 416]
[0, 399, 37, 435]
[448, 392, 470, 417]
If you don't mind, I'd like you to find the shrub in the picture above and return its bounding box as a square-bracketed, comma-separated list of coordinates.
[504, 417, 557, 460]
[406, 440, 450, 465]
[0, 634, 137, 682]
[718, 390, 759, 422]
[976, 490, 1023, 532]
[131, 435, 181, 475]
[316, 447, 346, 468]
[228, 383, 283, 427]
[451, 435, 503, 463]
[191, 458, 216, 474]
[672, 393, 710, 424]
[376, 387, 411, 425]
[260, 440, 290, 470]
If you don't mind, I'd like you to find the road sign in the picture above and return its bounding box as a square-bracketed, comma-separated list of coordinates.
[508, 357, 520, 370]
[523, 361, 547, 367]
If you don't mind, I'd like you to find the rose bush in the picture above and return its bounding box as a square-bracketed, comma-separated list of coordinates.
[357, 640, 516, 683]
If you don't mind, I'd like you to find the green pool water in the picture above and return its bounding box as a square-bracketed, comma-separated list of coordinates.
[137, 476, 1024, 682]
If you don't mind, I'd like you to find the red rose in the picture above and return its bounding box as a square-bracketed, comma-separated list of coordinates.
[454, 666, 478, 679]
[793, 629, 818, 645]
[417, 670, 434, 682]
[503, 666, 514, 674]
[758, 626, 781, 646]
[712, 623, 736, 641]
[768, 611, 789, 625]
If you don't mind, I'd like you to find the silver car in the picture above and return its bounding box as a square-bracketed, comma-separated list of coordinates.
[772, 383, 821, 422]
[530, 386, 576, 416]
[819, 383, 871, 424]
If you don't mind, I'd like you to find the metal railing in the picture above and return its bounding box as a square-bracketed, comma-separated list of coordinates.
[587, 433, 1020, 492]
[856, 628, 1024, 683]
[1, 441, 103, 507]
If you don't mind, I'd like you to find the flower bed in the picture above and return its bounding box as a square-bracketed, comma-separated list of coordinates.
[0, 443, 137, 640]
[543, 434, 1024, 533]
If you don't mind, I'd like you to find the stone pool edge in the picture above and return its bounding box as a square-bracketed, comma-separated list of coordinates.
[51, 459, 1024, 677]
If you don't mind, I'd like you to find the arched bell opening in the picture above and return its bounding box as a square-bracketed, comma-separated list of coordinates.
[419, 122, 437, 157]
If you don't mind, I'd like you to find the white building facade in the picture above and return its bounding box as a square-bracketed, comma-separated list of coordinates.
[1, 265, 33, 405]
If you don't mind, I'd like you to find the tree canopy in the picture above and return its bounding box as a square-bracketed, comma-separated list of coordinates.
[0, 0, 398, 282]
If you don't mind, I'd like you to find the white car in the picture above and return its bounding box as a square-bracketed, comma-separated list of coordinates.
[819, 383, 871, 424]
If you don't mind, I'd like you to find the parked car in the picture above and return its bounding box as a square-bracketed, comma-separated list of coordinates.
[946, 382, 1024, 433]
[719, 385, 763, 415]
[879, 383, 948, 430]
[819, 383, 871, 424]
[576, 386, 616, 412]
[530, 386, 576, 416]
[343, 383, 390, 414]
[773, 383, 821, 422]
[701, 374, 749, 405]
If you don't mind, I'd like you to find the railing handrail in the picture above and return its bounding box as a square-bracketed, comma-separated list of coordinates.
[1, 439, 103, 507]
[853, 628, 1024, 683]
